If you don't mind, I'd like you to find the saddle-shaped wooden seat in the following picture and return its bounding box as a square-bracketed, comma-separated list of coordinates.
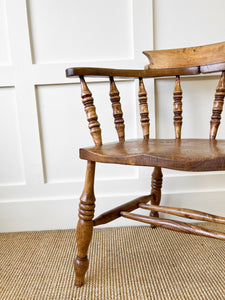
[66, 41, 225, 287]
[80, 139, 225, 171]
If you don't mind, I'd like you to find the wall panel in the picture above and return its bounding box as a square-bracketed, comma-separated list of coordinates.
[0, 0, 10, 65]
[154, 0, 225, 49]
[28, 0, 133, 63]
[0, 87, 25, 185]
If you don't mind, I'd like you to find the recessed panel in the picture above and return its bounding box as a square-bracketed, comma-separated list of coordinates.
[28, 0, 133, 63]
[154, 0, 225, 49]
[36, 81, 138, 183]
[0, 0, 10, 65]
[0, 88, 25, 185]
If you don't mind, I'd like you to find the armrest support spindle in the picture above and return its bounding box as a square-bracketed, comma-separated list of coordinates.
[80, 76, 102, 146]
[138, 78, 150, 139]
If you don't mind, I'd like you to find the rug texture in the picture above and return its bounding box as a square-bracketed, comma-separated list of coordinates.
[0, 223, 225, 300]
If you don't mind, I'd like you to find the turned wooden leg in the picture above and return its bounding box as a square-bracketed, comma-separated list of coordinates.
[74, 160, 96, 287]
[150, 167, 163, 228]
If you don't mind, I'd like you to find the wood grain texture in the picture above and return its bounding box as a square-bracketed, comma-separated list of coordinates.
[210, 71, 225, 139]
[143, 42, 225, 70]
[120, 211, 225, 241]
[80, 76, 102, 146]
[109, 76, 125, 141]
[173, 76, 183, 139]
[138, 78, 150, 139]
[139, 204, 225, 224]
[93, 195, 153, 226]
[66, 66, 200, 78]
[150, 167, 163, 228]
[80, 139, 225, 171]
[74, 161, 96, 287]
[200, 62, 225, 73]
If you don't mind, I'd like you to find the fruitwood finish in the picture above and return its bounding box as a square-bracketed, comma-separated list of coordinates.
[74, 161, 96, 287]
[80, 76, 102, 146]
[149, 167, 163, 228]
[120, 211, 225, 241]
[93, 194, 153, 226]
[173, 76, 183, 139]
[66, 66, 200, 78]
[210, 71, 225, 139]
[138, 78, 150, 139]
[143, 42, 225, 69]
[109, 76, 125, 141]
[139, 204, 225, 224]
[79, 139, 225, 171]
[66, 41, 225, 286]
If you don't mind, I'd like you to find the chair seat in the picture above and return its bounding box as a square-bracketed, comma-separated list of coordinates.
[80, 138, 225, 171]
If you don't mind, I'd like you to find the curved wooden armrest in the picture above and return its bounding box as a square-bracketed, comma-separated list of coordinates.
[66, 43, 225, 79]
[66, 66, 200, 78]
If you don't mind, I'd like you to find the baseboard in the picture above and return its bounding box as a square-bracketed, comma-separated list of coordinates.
[1, 190, 225, 232]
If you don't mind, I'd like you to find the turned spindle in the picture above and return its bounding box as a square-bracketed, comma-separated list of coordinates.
[109, 76, 125, 141]
[210, 71, 225, 139]
[80, 76, 102, 146]
[173, 76, 183, 139]
[150, 167, 163, 228]
[138, 78, 150, 139]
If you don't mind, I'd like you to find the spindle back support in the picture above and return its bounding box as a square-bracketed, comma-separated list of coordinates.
[109, 76, 125, 141]
[77, 64, 225, 145]
[79, 75, 151, 145]
[210, 71, 225, 139]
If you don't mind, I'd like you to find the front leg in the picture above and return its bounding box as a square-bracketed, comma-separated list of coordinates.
[74, 160, 96, 287]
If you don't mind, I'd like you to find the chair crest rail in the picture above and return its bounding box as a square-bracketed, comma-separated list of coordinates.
[143, 42, 225, 70]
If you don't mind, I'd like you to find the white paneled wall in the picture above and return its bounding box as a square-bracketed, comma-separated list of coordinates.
[154, 0, 225, 48]
[0, 87, 25, 185]
[0, 0, 225, 232]
[28, 0, 134, 63]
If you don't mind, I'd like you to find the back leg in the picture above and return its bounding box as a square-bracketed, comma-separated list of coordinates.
[150, 167, 163, 228]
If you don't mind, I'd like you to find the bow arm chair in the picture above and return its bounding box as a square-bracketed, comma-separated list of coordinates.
[66, 42, 225, 287]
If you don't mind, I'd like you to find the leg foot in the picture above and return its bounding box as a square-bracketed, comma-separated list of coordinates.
[74, 256, 89, 287]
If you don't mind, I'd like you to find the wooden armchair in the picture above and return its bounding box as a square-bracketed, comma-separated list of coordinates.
[66, 42, 225, 287]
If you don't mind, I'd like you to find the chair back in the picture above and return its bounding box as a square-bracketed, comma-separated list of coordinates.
[76, 42, 225, 145]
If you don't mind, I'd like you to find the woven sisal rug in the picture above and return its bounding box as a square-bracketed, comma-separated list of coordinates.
[0, 223, 225, 299]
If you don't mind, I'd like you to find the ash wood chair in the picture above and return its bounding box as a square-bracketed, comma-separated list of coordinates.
[66, 42, 225, 287]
